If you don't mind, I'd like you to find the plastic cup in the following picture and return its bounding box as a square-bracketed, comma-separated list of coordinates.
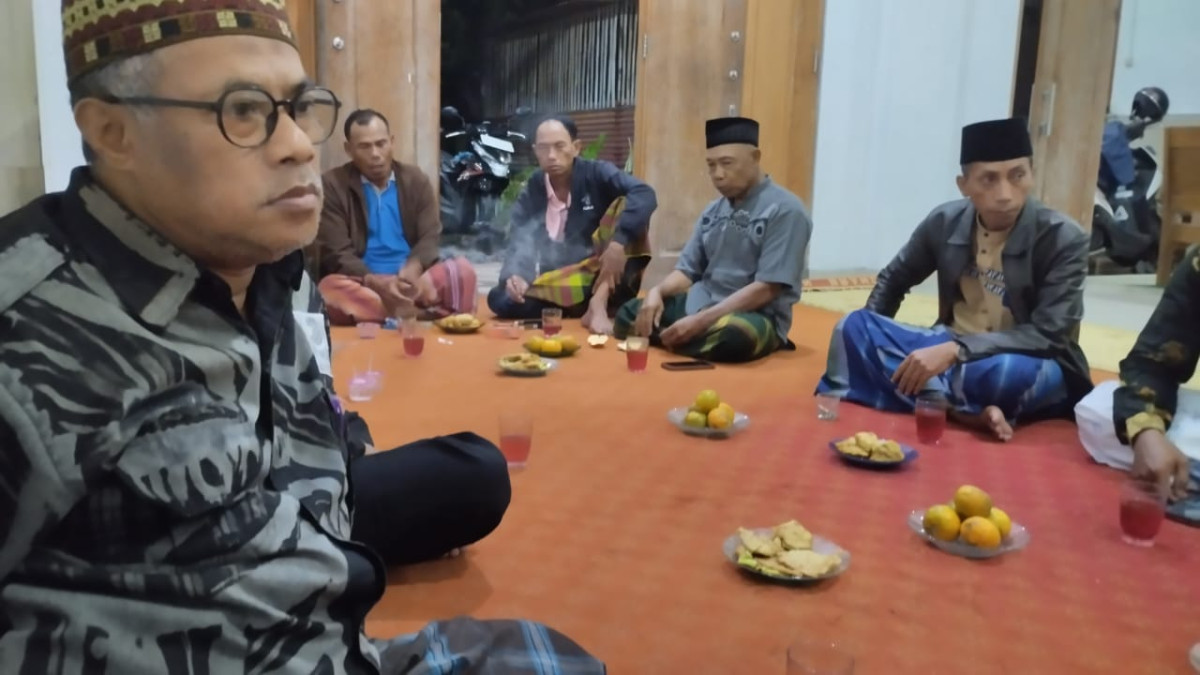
[787, 638, 854, 674]
[626, 335, 649, 372]
[1119, 477, 1166, 547]
[542, 308, 563, 336]
[499, 410, 533, 468]
[915, 393, 948, 444]
[816, 394, 840, 421]
[402, 317, 425, 357]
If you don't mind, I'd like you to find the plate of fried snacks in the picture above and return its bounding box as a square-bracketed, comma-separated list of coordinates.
[830, 431, 918, 469]
[723, 520, 850, 584]
[497, 353, 557, 377]
[435, 313, 484, 334]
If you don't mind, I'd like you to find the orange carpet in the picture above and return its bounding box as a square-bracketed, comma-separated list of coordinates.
[334, 306, 1198, 674]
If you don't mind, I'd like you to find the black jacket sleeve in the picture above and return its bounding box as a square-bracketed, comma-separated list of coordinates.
[1113, 247, 1200, 443]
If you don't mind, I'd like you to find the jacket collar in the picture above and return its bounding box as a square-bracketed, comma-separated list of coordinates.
[947, 198, 1039, 254]
[61, 167, 303, 328]
[344, 160, 401, 194]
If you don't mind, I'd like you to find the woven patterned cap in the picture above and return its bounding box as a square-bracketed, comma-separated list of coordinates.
[63, 0, 296, 85]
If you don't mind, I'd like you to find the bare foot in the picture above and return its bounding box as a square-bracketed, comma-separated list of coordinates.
[582, 309, 614, 336]
[982, 406, 1014, 441]
[949, 406, 1014, 442]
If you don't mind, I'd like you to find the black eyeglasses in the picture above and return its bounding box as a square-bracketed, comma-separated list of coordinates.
[103, 86, 342, 148]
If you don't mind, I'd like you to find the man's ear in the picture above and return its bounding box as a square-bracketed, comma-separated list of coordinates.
[572, 139, 583, 154]
[74, 100, 137, 170]
[955, 173, 968, 197]
[343, 139, 352, 156]
[751, 148, 762, 162]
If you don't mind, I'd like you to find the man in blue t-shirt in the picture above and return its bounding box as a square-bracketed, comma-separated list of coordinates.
[315, 109, 477, 324]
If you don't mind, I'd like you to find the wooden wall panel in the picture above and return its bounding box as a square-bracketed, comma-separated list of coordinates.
[571, 107, 636, 167]
[1027, 0, 1121, 231]
[633, 0, 748, 252]
[741, 0, 823, 208]
[317, 0, 442, 183]
[284, 0, 316, 79]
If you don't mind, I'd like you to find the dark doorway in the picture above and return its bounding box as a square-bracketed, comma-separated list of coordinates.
[1012, 0, 1043, 120]
[438, 0, 641, 262]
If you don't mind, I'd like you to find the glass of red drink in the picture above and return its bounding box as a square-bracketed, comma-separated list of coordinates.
[541, 308, 563, 336]
[401, 318, 425, 357]
[625, 336, 649, 373]
[914, 393, 948, 444]
[1119, 477, 1166, 547]
[498, 410, 533, 468]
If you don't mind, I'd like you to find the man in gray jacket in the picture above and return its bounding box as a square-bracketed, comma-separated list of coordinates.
[816, 118, 1092, 441]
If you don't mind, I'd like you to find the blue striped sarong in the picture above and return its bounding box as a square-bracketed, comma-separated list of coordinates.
[816, 309, 1069, 422]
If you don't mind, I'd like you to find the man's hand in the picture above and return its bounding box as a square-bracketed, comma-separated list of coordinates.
[505, 276, 529, 303]
[364, 274, 414, 317]
[597, 241, 626, 289]
[892, 341, 960, 396]
[660, 314, 709, 348]
[397, 264, 422, 289]
[633, 289, 664, 338]
[1132, 430, 1192, 501]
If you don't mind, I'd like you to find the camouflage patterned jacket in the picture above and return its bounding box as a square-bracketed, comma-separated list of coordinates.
[1114, 247, 1200, 444]
[0, 169, 385, 673]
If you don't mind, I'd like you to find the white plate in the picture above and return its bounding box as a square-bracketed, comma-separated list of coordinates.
[906, 510, 1030, 559]
[498, 357, 558, 377]
[667, 407, 750, 438]
[722, 528, 851, 584]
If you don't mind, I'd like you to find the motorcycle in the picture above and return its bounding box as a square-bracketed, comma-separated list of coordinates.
[438, 106, 532, 241]
[1091, 86, 1169, 272]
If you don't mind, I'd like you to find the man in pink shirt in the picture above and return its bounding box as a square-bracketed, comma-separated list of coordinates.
[487, 115, 657, 334]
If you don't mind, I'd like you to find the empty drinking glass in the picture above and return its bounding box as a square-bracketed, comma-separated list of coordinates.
[787, 638, 854, 675]
[815, 394, 840, 421]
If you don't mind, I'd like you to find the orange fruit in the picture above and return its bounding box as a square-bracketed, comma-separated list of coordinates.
[960, 516, 1002, 549]
[684, 411, 708, 428]
[953, 485, 993, 519]
[716, 402, 735, 418]
[559, 335, 579, 352]
[540, 339, 562, 356]
[922, 504, 961, 542]
[525, 336, 544, 352]
[707, 407, 734, 430]
[988, 507, 1012, 539]
[694, 389, 721, 413]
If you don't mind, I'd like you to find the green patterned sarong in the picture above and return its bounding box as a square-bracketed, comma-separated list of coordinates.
[613, 295, 781, 363]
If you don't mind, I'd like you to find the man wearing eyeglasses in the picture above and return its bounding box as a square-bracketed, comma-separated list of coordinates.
[487, 114, 657, 335]
[0, 2, 604, 674]
[314, 109, 479, 324]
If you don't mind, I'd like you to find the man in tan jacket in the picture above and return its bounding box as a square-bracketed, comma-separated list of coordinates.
[315, 109, 476, 323]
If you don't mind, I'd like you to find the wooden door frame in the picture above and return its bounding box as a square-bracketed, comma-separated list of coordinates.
[314, 1, 442, 182]
[741, 0, 823, 208]
[1024, 0, 1121, 231]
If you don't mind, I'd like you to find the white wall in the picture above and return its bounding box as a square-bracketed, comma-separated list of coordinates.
[809, 0, 1021, 274]
[33, 0, 83, 194]
[1110, 0, 1200, 117]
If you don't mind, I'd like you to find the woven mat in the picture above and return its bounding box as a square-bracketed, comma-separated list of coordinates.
[339, 306, 1199, 673]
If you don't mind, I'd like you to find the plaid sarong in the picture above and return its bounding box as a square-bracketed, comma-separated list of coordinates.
[613, 295, 782, 363]
[524, 197, 651, 308]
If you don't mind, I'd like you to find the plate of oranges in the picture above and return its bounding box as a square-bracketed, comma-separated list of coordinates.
[668, 389, 749, 438]
[524, 334, 582, 357]
[909, 485, 1029, 559]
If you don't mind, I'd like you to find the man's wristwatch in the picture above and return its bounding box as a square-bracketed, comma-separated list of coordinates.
[955, 343, 968, 364]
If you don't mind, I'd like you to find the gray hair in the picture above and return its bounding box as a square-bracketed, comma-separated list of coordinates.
[68, 54, 161, 162]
